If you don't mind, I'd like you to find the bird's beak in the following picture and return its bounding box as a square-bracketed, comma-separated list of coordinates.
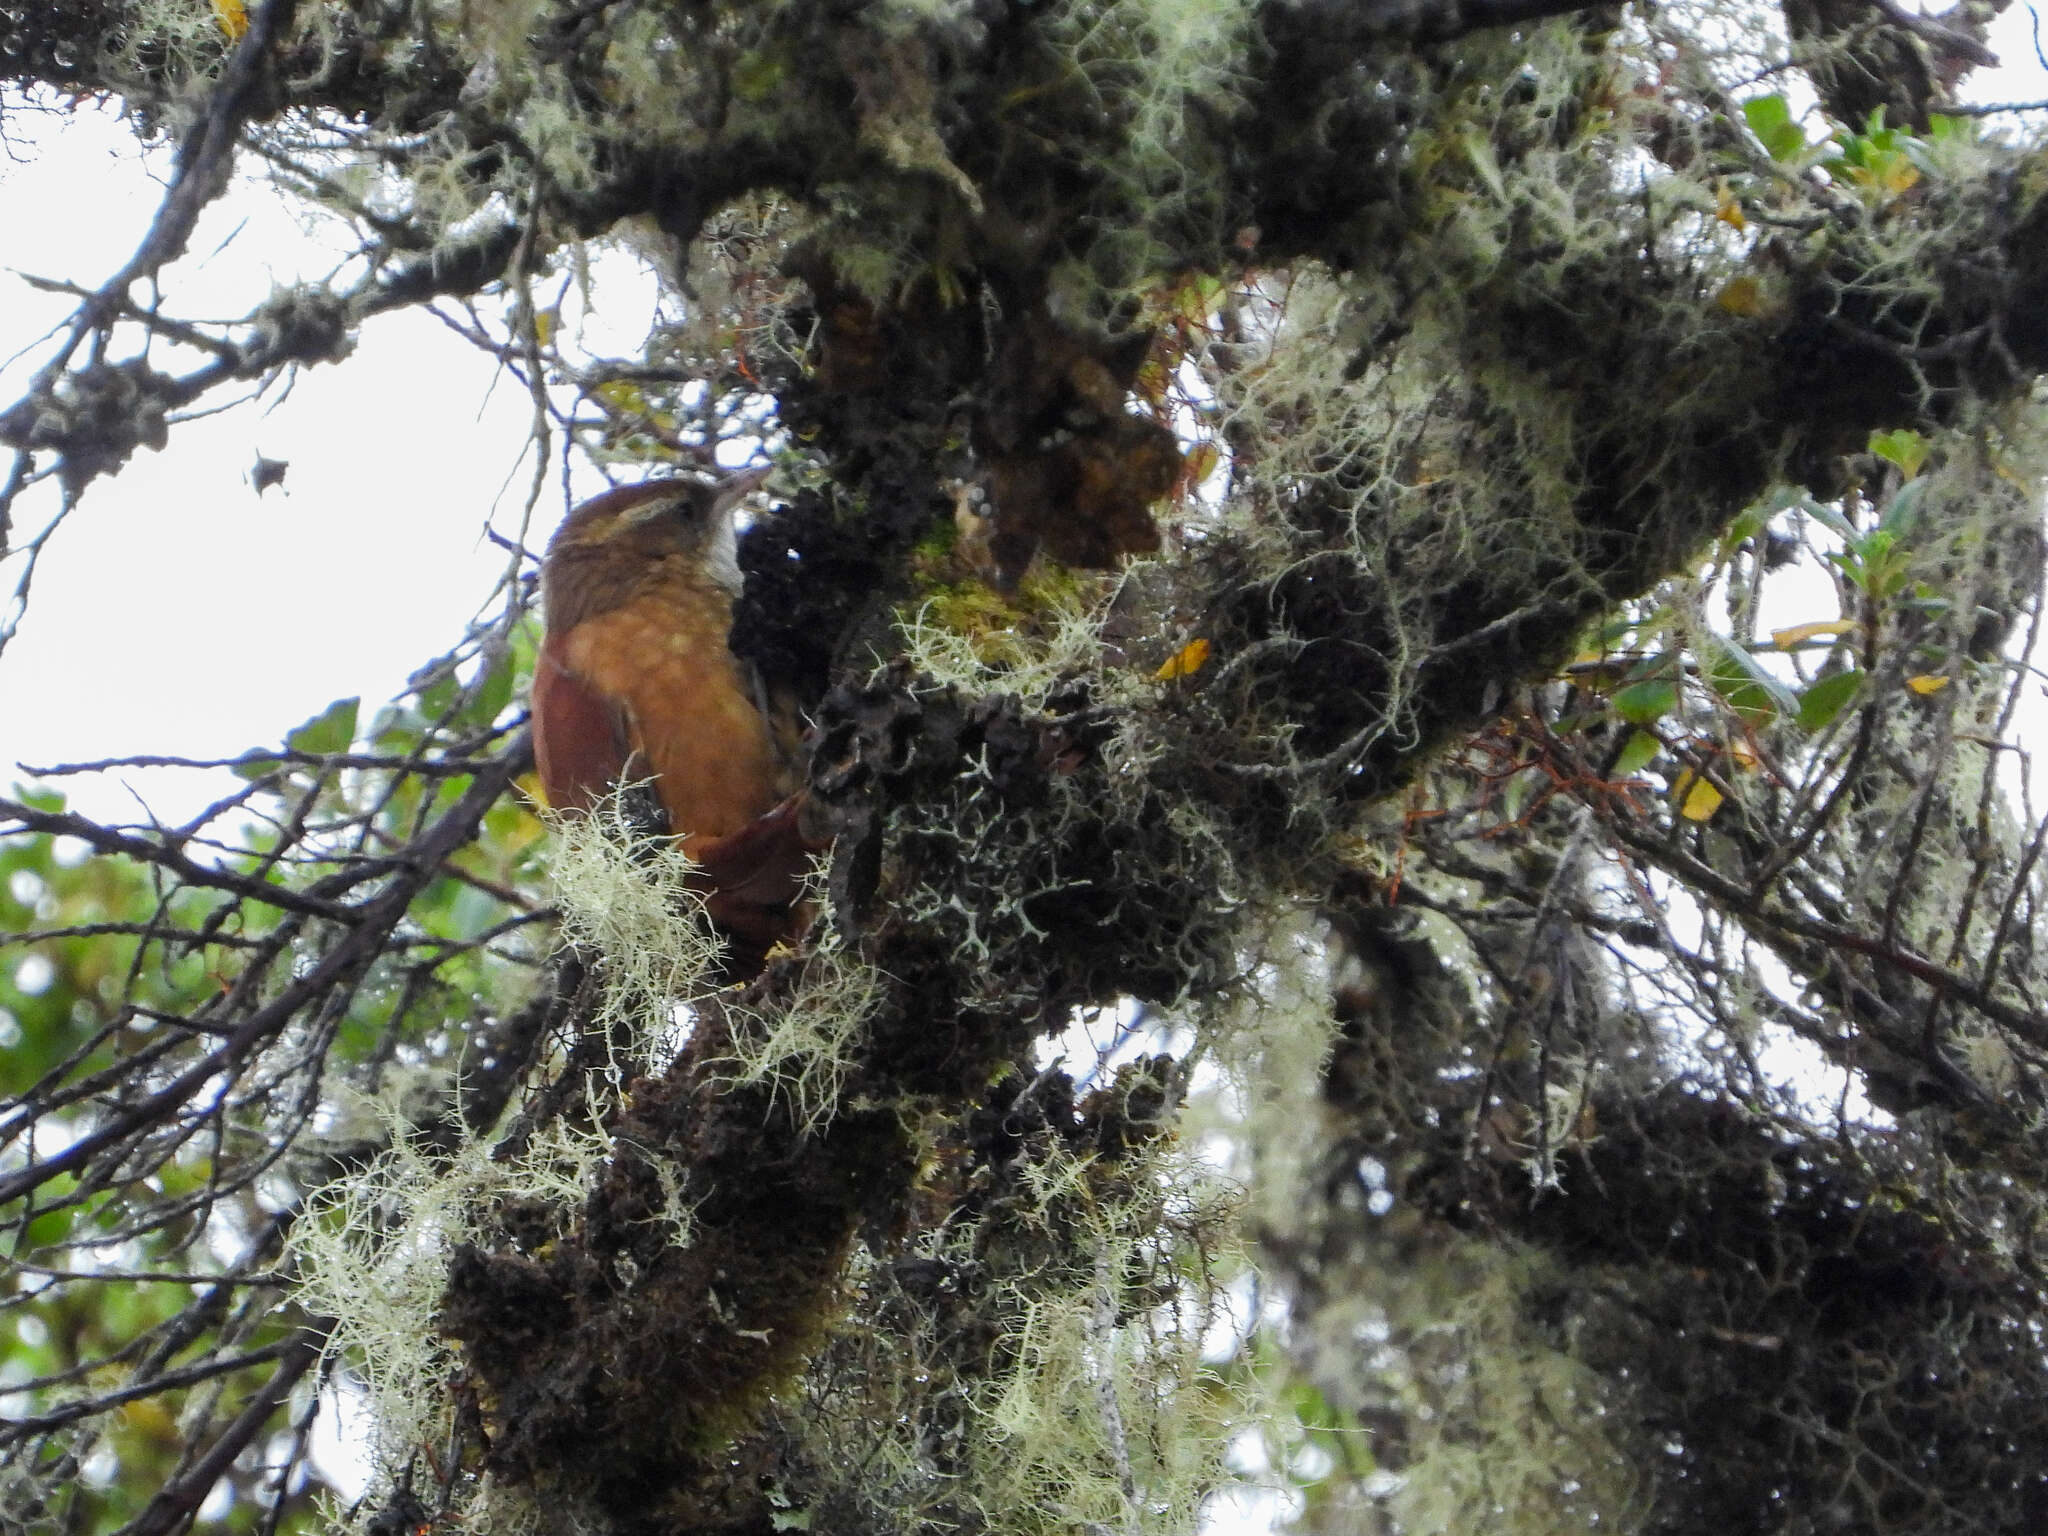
[711, 465, 773, 513]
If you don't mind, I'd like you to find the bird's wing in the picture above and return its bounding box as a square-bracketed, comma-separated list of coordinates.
[696, 797, 822, 974]
[531, 634, 640, 816]
[696, 797, 814, 909]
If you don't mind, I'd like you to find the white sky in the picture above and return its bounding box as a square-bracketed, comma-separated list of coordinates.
[0, 103, 625, 824]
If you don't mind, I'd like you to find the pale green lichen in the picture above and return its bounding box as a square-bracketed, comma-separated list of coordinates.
[784, 1124, 1249, 1536]
[549, 793, 887, 1135]
[896, 579, 1132, 714]
[711, 908, 880, 1136]
[104, 0, 233, 98]
[1375, 1243, 1646, 1534]
[543, 792, 728, 1079]
[287, 1089, 641, 1486]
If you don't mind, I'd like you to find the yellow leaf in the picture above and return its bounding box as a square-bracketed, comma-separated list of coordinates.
[593, 379, 676, 434]
[1715, 274, 1766, 316]
[1155, 637, 1211, 681]
[1674, 770, 1724, 821]
[1906, 674, 1951, 695]
[1728, 739, 1760, 770]
[1715, 183, 1747, 231]
[212, 0, 249, 39]
[486, 800, 548, 856]
[1880, 160, 1920, 197]
[1770, 620, 1854, 648]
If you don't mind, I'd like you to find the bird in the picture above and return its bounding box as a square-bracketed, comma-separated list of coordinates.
[531, 470, 814, 977]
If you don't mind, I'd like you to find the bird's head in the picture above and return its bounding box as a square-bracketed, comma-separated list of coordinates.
[541, 469, 769, 629]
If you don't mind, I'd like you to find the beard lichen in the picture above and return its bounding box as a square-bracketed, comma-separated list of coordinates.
[286, 1086, 631, 1497]
[758, 1059, 1250, 1536]
[542, 793, 728, 1079]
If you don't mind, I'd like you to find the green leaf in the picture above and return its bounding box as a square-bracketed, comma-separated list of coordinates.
[1612, 678, 1679, 726]
[416, 671, 460, 721]
[1703, 638, 1798, 724]
[369, 703, 418, 755]
[1902, 133, 1945, 177]
[1591, 614, 1640, 650]
[1865, 531, 1915, 597]
[1717, 503, 1770, 558]
[286, 696, 360, 757]
[23, 1200, 76, 1250]
[1798, 496, 1858, 541]
[1868, 428, 1929, 479]
[1797, 668, 1864, 732]
[465, 652, 515, 730]
[1879, 476, 1929, 536]
[1743, 92, 1790, 140]
[13, 785, 65, 815]
[1828, 525, 1912, 596]
[1743, 94, 1806, 161]
[1613, 729, 1662, 777]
